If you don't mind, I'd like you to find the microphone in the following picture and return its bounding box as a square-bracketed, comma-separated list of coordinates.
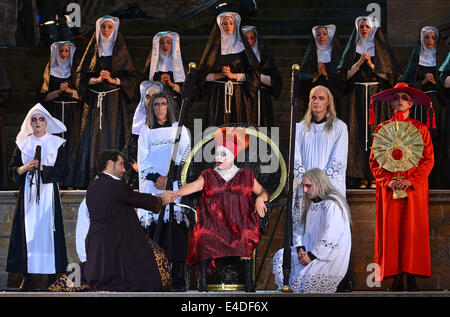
[31, 145, 41, 174]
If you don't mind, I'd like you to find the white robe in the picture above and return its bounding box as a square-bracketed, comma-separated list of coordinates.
[75, 198, 89, 263]
[137, 122, 191, 226]
[292, 119, 348, 247]
[273, 196, 352, 293]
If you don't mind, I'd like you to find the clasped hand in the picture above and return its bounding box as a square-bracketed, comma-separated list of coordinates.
[388, 179, 412, 191]
[358, 53, 375, 69]
[220, 66, 237, 80]
[95, 70, 117, 84]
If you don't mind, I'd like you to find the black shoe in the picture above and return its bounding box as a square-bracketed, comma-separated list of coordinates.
[406, 274, 419, 292]
[389, 274, 404, 292]
[199, 261, 208, 292]
[243, 259, 255, 292]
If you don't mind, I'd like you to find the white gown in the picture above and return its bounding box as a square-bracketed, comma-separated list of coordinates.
[137, 122, 190, 226]
[292, 119, 348, 247]
[273, 196, 351, 293]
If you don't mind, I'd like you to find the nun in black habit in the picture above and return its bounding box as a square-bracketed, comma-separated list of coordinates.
[141, 31, 186, 108]
[197, 11, 260, 128]
[337, 16, 401, 188]
[297, 24, 343, 118]
[242, 25, 282, 127]
[37, 41, 81, 188]
[7, 103, 69, 291]
[73, 16, 136, 189]
[399, 26, 448, 188]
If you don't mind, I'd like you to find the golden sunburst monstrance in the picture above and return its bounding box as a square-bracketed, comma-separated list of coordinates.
[371, 120, 424, 199]
[371, 120, 424, 173]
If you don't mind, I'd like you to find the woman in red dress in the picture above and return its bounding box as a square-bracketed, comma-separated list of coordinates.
[177, 127, 268, 292]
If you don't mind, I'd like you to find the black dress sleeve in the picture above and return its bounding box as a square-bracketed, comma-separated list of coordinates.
[41, 144, 69, 184]
[8, 146, 25, 185]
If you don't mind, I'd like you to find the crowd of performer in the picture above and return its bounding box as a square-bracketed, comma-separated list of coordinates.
[0, 8, 449, 294]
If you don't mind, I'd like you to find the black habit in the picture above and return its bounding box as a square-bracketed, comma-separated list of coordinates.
[84, 173, 171, 291]
[7, 145, 69, 273]
[73, 32, 136, 189]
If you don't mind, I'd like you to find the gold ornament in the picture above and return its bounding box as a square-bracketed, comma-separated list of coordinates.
[371, 120, 424, 199]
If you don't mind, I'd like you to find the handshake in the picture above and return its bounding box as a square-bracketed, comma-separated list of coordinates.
[156, 190, 180, 206]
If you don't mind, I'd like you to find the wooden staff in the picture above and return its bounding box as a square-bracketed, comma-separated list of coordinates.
[282, 64, 300, 292]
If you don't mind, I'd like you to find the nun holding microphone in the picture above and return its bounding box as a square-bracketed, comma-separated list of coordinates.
[7, 103, 69, 291]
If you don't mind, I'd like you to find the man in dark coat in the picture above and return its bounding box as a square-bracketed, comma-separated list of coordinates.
[84, 149, 177, 291]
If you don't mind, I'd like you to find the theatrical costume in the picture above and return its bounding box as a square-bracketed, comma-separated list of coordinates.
[400, 26, 448, 188]
[84, 173, 171, 291]
[197, 12, 260, 127]
[137, 121, 191, 290]
[337, 16, 401, 187]
[37, 41, 81, 187]
[273, 195, 351, 293]
[292, 118, 348, 247]
[242, 26, 282, 127]
[76, 198, 89, 264]
[369, 83, 434, 281]
[186, 167, 259, 264]
[298, 25, 343, 117]
[0, 58, 12, 189]
[73, 16, 136, 189]
[123, 81, 163, 188]
[7, 104, 68, 278]
[142, 31, 185, 107]
[437, 53, 450, 189]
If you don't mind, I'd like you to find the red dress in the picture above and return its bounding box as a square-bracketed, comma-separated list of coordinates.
[186, 168, 259, 265]
[369, 117, 434, 281]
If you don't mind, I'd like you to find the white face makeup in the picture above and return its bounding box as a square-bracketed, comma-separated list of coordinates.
[423, 32, 437, 49]
[244, 30, 257, 48]
[359, 20, 372, 39]
[302, 176, 318, 200]
[30, 113, 47, 136]
[215, 145, 235, 170]
[392, 93, 413, 113]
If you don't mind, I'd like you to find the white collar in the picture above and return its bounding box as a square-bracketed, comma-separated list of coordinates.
[49, 41, 75, 79]
[214, 164, 239, 182]
[312, 24, 336, 64]
[103, 172, 121, 180]
[217, 12, 245, 55]
[419, 26, 438, 67]
[149, 31, 185, 83]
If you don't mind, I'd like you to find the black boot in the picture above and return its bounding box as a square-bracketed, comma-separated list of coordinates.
[199, 260, 208, 292]
[389, 274, 404, 292]
[18, 273, 31, 292]
[242, 259, 255, 292]
[406, 274, 419, 292]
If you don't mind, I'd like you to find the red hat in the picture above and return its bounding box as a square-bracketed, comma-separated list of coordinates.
[369, 83, 435, 129]
[214, 127, 249, 158]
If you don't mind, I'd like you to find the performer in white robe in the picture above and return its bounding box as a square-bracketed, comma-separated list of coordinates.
[137, 91, 191, 290]
[7, 103, 69, 291]
[292, 85, 348, 247]
[273, 168, 351, 293]
[75, 198, 89, 263]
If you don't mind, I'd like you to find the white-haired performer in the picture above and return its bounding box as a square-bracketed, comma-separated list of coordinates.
[273, 168, 352, 293]
[7, 103, 69, 291]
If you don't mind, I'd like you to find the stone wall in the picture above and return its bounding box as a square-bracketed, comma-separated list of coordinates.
[0, 0, 18, 46]
[1, 190, 449, 291]
[387, 0, 450, 46]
